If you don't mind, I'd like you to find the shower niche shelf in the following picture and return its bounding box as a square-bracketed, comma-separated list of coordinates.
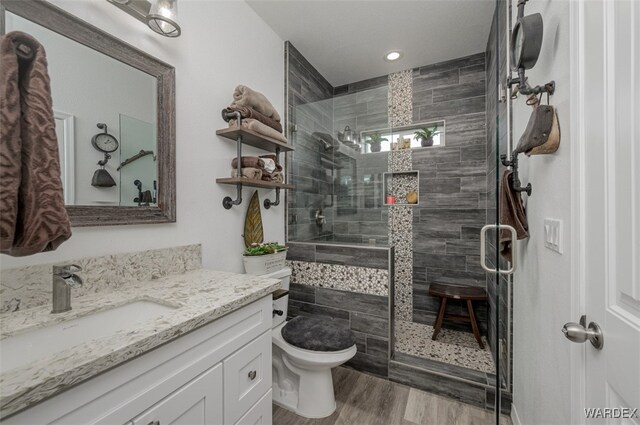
[216, 119, 294, 210]
[383, 171, 420, 206]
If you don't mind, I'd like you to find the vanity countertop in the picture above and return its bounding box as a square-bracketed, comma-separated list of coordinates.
[0, 269, 280, 418]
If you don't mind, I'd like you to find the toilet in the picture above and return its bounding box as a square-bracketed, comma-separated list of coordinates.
[264, 267, 357, 419]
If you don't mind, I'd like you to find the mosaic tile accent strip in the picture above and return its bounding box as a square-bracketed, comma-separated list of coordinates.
[0, 245, 202, 313]
[395, 320, 495, 373]
[388, 70, 415, 322]
[388, 69, 413, 128]
[287, 260, 388, 297]
[389, 205, 413, 321]
[389, 146, 413, 171]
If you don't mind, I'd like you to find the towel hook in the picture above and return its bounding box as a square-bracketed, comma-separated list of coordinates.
[500, 152, 532, 196]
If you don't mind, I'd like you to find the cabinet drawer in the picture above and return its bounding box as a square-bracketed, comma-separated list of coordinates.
[235, 389, 272, 425]
[129, 363, 223, 425]
[223, 331, 272, 424]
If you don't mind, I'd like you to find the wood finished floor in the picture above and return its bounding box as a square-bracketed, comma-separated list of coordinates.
[272, 367, 512, 425]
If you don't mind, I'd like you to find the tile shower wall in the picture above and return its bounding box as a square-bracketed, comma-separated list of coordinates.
[331, 54, 489, 327]
[410, 53, 489, 331]
[0, 245, 201, 313]
[286, 242, 392, 378]
[285, 42, 335, 242]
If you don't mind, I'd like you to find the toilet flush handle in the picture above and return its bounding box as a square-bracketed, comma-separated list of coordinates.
[273, 309, 284, 317]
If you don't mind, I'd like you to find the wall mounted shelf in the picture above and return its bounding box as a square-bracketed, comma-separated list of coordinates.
[216, 127, 294, 153]
[216, 111, 294, 210]
[216, 178, 293, 190]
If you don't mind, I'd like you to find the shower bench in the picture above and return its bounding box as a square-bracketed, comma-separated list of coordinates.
[429, 283, 488, 349]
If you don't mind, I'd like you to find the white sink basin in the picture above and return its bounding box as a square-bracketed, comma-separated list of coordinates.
[0, 300, 176, 372]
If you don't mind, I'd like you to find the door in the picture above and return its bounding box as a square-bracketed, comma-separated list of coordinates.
[128, 363, 223, 425]
[579, 0, 640, 422]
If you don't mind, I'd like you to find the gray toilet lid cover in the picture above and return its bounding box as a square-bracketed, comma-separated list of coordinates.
[281, 316, 356, 352]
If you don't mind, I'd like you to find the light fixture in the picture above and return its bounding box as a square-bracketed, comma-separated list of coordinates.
[147, 0, 181, 37]
[107, 0, 181, 38]
[385, 51, 403, 61]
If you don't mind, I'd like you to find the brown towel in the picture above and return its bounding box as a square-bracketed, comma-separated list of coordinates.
[225, 105, 282, 133]
[231, 167, 263, 180]
[0, 32, 71, 257]
[229, 118, 288, 144]
[499, 171, 529, 262]
[269, 171, 284, 184]
[231, 156, 264, 169]
[231, 85, 281, 122]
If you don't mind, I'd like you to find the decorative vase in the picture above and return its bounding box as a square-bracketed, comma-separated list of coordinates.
[420, 136, 434, 147]
[242, 250, 287, 275]
[370, 141, 381, 152]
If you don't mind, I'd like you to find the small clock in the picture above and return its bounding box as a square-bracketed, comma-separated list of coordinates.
[511, 13, 543, 71]
[91, 123, 119, 153]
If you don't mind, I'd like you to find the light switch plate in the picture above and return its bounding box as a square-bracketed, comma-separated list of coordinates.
[544, 218, 563, 253]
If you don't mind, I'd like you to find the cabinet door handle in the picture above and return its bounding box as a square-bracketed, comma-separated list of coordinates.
[248, 370, 257, 380]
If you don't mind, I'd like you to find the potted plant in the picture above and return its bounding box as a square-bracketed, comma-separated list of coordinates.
[414, 125, 441, 147]
[365, 133, 388, 152]
[242, 242, 288, 275]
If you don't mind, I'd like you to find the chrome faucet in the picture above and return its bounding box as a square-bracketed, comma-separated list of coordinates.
[52, 264, 83, 314]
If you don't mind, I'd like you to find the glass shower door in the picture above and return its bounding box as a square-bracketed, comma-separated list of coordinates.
[485, 0, 513, 422]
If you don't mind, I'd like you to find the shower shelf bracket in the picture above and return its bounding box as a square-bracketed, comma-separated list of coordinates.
[216, 110, 294, 210]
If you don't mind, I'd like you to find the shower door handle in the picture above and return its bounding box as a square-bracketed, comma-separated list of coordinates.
[479, 224, 517, 275]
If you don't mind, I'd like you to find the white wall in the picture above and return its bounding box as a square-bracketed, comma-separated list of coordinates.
[0, 0, 285, 273]
[511, 0, 573, 423]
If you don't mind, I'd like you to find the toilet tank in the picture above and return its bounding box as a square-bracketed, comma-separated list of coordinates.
[262, 267, 291, 328]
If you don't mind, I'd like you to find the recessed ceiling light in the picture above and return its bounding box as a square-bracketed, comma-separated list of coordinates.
[385, 51, 403, 61]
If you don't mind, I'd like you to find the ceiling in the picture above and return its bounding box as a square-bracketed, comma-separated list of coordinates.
[246, 0, 497, 87]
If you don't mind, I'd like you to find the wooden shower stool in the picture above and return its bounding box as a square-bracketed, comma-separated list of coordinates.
[429, 283, 488, 349]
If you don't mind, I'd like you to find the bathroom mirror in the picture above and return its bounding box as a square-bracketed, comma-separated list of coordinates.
[0, 0, 176, 226]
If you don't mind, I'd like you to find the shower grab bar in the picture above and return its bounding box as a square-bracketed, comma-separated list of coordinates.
[480, 224, 517, 275]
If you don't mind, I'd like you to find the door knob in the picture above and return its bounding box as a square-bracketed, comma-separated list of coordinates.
[562, 319, 604, 350]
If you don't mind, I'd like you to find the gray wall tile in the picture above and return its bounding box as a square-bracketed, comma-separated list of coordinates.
[316, 287, 388, 318]
[351, 311, 389, 337]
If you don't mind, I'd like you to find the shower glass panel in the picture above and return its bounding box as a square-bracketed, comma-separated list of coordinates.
[287, 88, 390, 245]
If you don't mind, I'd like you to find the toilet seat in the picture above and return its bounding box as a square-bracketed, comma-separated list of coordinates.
[273, 323, 356, 368]
[281, 315, 356, 352]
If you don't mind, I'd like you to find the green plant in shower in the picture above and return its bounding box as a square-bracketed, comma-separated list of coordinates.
[365, 132, 388, 152]
[414, 125, 441, 147]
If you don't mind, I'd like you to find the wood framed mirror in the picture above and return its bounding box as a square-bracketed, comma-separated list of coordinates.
[1, 0, 176, 226]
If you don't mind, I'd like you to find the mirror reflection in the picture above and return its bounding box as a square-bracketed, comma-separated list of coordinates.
[5, 12, 158, 207]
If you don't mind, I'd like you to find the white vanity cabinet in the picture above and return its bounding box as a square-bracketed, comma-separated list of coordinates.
[3, 296, 273, 425]
[128, 363, 223, 425]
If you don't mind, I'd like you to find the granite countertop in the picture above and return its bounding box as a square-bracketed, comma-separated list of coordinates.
[0, 269, 280, 418]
